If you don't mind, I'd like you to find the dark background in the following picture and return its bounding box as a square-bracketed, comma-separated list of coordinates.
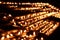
[0, 0, 60, 40]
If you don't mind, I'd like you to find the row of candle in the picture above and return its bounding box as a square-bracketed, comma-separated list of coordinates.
[0, 1, 50, 5]
[52, 12, 60, 18]
[8, 5, 59, 12]
[16, 12, 56, 27]
[45, 22, 59, 35]
[0, 2, 58, 12]
[1, 19, 59, 40]
[0, 2, 60, 40]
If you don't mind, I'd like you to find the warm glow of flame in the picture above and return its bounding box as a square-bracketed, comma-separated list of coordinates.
[1, 36, 5, 40]
[0, 2, 60, 40]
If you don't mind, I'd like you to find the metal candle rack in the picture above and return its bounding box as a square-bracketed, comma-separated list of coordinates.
[0, 1, 60, 40]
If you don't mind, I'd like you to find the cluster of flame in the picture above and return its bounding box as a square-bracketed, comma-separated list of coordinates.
[0, 1, 60, 40]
